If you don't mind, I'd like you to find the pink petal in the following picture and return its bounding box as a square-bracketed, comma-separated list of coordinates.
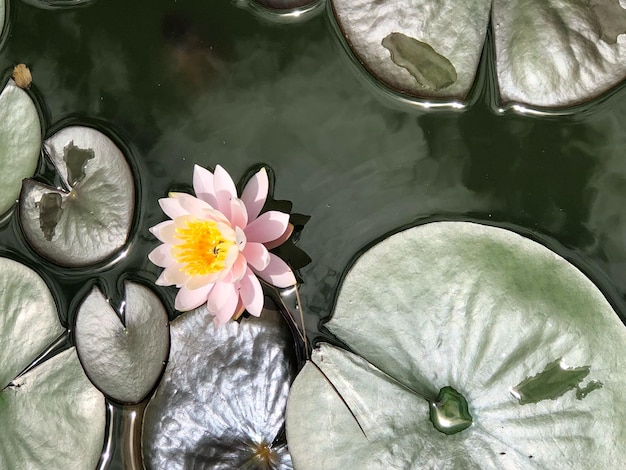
[255, 253, 296, 288]
[207, 281, 237, 313]
[213, 165, 237, 216]
[175, 283, 214, 311]
[229, 197, 248, 229]
[242, 242, 270, 271]
[148, 244, 174, 268]
[185, 271, 225, 290]
[159, 197, 188, 219]
[158, 266, 189, 286]
[244, 211, 289, 244]
[224, 254, 247, 283]
[241, 167, 269, 221]
[172, 192, 215, 215]
[193, 165, 218, 208]
[264, 223, 294, 250]
[239, 268, 263, 317]
[149, 221, 174, 243]
[213, 292, 239, 327]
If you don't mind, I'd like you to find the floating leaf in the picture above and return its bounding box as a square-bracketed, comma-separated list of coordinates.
[332, 0, 626, 108]
[143, 306, 294, 469]
[0, 79, 41, 216]
[287, 222, 626, 468]
[0, 257, 62, 390]
[0, 349, 106, 470]
[19, 126, 135, 267]
[74, 282, 170, 404]
[494, 0, 626, 107]
[331, 0, 490, 101]
[0, 257, 105, 469]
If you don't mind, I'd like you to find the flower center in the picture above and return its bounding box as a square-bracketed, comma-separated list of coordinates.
[172, 219, 235, 277]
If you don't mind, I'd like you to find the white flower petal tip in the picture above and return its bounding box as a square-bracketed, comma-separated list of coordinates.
[148, 165, 301, 326]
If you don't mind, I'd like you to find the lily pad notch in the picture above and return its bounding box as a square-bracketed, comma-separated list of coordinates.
[19, 125, 136, 267]
[331, 0, 626, 109]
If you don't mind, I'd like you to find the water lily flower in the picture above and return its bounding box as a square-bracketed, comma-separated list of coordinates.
[148, 164, 296, 326]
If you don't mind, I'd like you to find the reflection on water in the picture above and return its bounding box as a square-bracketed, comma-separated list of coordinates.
[1, 0, 626, 335]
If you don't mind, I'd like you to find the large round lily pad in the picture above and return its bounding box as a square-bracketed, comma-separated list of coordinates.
[0, 79, 41, 216]
[143, 306, 294, 469]
[19, 126, 135, 267]
[287, 221, 626, 468]
[332, 0, 626, 108]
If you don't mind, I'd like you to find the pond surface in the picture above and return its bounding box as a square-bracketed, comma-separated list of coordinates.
[1, 0, 626, 466]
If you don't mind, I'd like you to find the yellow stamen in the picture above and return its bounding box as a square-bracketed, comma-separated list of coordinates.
[172, 219, 234, 277]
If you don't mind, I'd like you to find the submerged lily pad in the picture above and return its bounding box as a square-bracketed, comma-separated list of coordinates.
[287, 222, 626, 468]
[74, 282, 169, 404]
[143, 306, 294, 469]
[0, 79, 41, 216]
[19, 126, 135, 267]
[332, 0, 626, 108]
[0, 257, 105, 469]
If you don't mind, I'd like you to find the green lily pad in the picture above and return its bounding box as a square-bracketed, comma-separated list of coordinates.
[0, 349, 106, 470]
[0, 1, 5, 39]
[143, 306, 294, 469]
[331, 0, 626, 108]
[0, 79, 41, 216]
[19, 126, 135, 267]
[0, 257, 62, 390]
[286, 222, 626, 468]
[74, 282, 170, 404]
[0, 257, 105, 469]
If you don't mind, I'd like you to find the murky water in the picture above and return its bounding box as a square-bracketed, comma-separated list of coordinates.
[2, 0, 626, 467]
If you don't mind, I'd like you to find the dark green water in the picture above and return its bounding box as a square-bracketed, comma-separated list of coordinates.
[1, 0, 625, 338]
[2, 0, 626, 467]
[3, 0, 626, 335]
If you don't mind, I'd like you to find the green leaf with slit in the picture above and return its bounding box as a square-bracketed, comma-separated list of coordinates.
[331, 0, 626, 108]
[0, 257, 105, 469]
[74, 282, 170, 404]
[0, 79, 41, 216]
[286, 222, 626, 468]
[19, 126, 135, 267]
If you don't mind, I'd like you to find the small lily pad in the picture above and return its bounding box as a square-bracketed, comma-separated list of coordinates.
[143, 306, 294, 469]
[0, 79, 41, 216]
[287, 222, 626, 468]
[74, 282, 170, 404]
[19, 126, 135, 267]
